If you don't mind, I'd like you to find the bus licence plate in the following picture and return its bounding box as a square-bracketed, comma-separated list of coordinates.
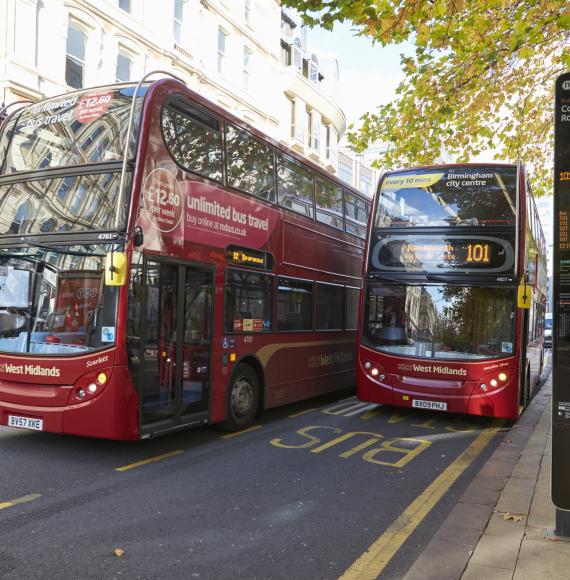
[7, 415, 44, 431]
[412, 400, 447, 411]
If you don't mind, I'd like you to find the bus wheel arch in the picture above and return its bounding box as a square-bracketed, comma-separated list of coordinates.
[221, 357, 265, 431]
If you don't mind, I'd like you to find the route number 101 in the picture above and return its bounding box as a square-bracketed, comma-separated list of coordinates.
[466, 243, 490, 263]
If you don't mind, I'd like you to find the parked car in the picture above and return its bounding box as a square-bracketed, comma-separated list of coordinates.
[545, 312, 552, 348]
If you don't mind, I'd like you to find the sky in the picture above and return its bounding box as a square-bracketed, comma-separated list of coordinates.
[307, 22, 410, 129]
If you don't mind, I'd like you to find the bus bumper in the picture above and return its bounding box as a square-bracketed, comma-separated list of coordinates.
[357, 364, 519, 420]
[0, 366, 139, 440]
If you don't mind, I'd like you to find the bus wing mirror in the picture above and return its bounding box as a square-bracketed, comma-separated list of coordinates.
[517, 282, 531, 309]
[105, 252, 127, 286]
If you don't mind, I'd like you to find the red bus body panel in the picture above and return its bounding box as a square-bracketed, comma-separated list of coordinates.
[358, 348, 520, 419]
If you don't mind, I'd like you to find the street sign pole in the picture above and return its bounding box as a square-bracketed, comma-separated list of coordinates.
[551, 71, 570, 538]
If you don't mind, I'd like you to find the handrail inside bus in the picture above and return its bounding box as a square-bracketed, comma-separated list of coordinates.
[115, 70, 186, 232]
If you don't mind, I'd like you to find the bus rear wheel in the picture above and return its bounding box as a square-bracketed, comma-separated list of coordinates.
[221, 364, 260, 431]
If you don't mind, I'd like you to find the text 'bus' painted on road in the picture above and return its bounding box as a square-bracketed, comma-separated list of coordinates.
[271, 426, 431, 468]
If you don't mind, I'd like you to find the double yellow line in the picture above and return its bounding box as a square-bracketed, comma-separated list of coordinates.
[340, 421, 503, 579]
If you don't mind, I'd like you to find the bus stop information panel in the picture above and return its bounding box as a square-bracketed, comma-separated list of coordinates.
[553, 71, 570, 511]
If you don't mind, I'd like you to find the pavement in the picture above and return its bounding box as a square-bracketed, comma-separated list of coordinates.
[403, 356, 570, 580]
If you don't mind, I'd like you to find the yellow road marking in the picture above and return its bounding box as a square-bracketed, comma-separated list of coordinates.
[115, 450, 184, 472]
[0, 493, 41, 510]
[339, 420, 504, 580]
[221, 425, 263, 439]
[289, 408, 316, 418]
[360, 407, 383, 420]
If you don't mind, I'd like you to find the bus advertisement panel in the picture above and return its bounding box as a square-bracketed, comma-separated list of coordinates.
[358, 164, 546, 419]
[0, 78, 369, 440]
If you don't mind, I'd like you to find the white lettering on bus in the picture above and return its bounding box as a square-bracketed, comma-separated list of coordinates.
[0, 363, 61, 377]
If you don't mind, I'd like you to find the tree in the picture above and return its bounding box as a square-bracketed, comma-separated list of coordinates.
[283, 0, 570, 196]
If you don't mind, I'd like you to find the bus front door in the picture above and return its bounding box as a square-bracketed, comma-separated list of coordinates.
[141, 259, 212, 433]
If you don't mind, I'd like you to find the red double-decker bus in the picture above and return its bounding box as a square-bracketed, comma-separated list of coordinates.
[0, 75, 370, 439]
[358, 164, 546, 419]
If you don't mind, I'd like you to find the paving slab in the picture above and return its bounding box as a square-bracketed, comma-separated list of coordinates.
[467, 528, 522, 570]
[461, 563, 514, 580]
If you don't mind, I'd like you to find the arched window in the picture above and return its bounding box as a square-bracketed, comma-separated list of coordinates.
[9, 201, 32, 234]
[40, 218, 57, 233]
[65, 23, 86, 89]
[116, 49, 132, 82]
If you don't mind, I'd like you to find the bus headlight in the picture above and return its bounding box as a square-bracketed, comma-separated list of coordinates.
[71, 367, 113, 403]
[498, 373, 507, 382]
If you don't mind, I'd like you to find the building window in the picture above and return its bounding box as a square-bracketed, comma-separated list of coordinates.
[280, 40, 291, 66]
[173, 0, 183, 42]
[310, 54, 318, 83]
[339, 161, 353, 185]
[287, 96, 295, 139]
[311, 113, 320, 151]
[65, 24, 85, 89]
[218, 27, 228, 74]
[324, 124, 331, 159]
[243, 46, 252, 90]
[359, 173, 373, 196]
[9, 201, 32, 235]
[116, 50, 132, 82]
[245, 0, 252, 26]
[119, 0, 131, 12]
[292, 37, 302, 70]
[306, 109, 313, 149]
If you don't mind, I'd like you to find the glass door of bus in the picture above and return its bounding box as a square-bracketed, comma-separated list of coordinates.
[140, 259, 212, 430]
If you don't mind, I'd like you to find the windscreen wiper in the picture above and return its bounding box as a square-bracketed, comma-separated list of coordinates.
[369, 272, 420, 284]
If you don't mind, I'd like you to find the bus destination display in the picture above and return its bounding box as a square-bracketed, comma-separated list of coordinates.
[226, 245, 274, 271]
[369, 234, 515, 273]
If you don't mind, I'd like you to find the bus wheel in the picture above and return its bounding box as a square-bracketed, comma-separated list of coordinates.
[222, 364, 260, 431]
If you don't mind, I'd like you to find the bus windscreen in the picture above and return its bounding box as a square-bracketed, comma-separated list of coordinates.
[0, 87, 146, 173]
[375, 166, 516, 228]
[362, 283, 516, 360]
[0, 245, 119, 355]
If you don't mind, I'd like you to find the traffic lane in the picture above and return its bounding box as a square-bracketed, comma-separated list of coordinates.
[0, 400, 505, 580]
[0, 390, 353, 504]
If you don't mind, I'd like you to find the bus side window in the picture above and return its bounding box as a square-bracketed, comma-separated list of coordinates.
[161, 99, 223, 183]
[276, 278, 313, 332]
[276, 154, 314, 219]
[224, 270, 273, 333]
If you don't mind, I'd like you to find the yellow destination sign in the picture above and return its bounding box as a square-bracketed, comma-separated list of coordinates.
[382, 172, 445, 191]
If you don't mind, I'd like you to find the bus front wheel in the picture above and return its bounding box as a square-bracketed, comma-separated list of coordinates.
[221, 364, 260, 431]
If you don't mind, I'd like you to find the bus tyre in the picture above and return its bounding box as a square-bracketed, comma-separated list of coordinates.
[221, 364, 260, 432]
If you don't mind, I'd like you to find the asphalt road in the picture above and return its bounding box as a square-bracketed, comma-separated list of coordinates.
[0, 392, 508, 580]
